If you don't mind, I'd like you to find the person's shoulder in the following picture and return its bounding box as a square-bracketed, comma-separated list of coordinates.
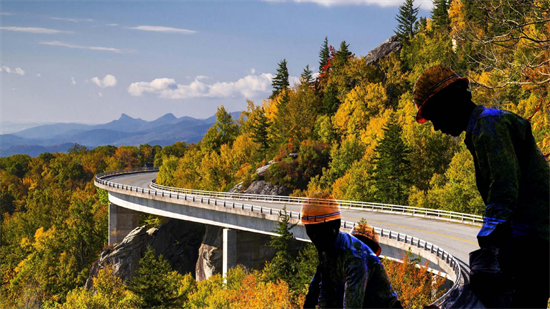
[473, 107, 527, 133]
[478, 107, 525, 122]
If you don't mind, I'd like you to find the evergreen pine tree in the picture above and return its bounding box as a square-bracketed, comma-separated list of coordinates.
[251, 107, 269, 153]
[263, 206, 318, 297]
[128, 246, 180, 308]
[265, 206, 297, 284]
[270, 59, 290, 100]
[318, 37, 330, 73]
[334, 40, 352, 68]
[431, 0, 450, 31]
[395, 0, 419, 42]
[300, 65, 313, 87]
[372, 121, 412, 205]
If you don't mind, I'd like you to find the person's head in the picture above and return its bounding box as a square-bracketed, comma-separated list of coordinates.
[301, 192, 341, 252]
[351, 219, 381, 256]
[414, 65, 476, 136]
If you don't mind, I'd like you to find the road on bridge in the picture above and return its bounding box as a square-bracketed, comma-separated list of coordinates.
[108, 171, 480, 274]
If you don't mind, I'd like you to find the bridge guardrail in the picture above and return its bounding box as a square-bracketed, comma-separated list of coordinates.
[151, 180, 482, 226]
[96, 167, 483, 225]
[95, 167, 463, 305]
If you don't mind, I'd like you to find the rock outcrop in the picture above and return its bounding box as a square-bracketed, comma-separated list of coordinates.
[195, 226, 223, 281]
[365, 35, 402, 65]
[86, 219, 205, 289]
[244, 180, 291, 196]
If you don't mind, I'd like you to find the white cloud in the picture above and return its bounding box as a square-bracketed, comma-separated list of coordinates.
[107, 24, 119, 26]
[40, 41, 131, 53]
[99, 92, 103, 97]
[71, 77, 76, 85]
[127, 25, 197, 34]
[263, 0, 432, 9]
[196, 75, 210, 80]
[250, 68, 256, 74]
[1, 66, 25, 75]
[51, 17, 94, 23]
[36, 73, 41, 77]
[0, 27, 73, 34]
[14, 68, 25, 76]
[91, 74, 117, 88]
[128, 73, 277, 99]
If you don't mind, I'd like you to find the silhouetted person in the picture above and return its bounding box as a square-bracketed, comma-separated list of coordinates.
[414, 65, 550, 308]
[301, 193, 401, 309]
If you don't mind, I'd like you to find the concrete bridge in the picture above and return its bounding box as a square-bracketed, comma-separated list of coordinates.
[95, 167, 481, 306]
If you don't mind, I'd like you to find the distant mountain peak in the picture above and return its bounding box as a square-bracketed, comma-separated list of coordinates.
[157, 113, 177, 121]
[119, 113, 134, 120]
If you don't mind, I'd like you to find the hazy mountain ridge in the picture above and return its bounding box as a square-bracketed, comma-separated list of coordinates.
[0, 112, 240, 157]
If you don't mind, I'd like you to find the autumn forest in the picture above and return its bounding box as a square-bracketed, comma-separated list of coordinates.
[1, 0, 549, 308]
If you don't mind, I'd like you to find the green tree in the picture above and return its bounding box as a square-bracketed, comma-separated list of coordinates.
[301, 64, 314, 87]
[262, 206, 318, 301]
[270, 59, 290, 100]
[334, 40, 352, 68]
[372, 121, 412, 205]
[431, 0, 450, 31]
[201, 106, 239, 153]
[318, 36, 330, 73]
[250, 106, 270, 153]
[394, 0, 419, 43]
[263, 207, 297, 284]
[127, 246, 182, 308]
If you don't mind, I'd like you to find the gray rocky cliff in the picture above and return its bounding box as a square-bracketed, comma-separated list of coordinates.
[86, 219, 205, 289]
[365, 35, 402, 65]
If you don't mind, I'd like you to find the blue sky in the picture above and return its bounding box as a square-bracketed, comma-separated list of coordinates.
[1, 0, 431, 125]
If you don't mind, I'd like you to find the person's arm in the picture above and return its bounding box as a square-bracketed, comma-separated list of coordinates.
[343, 257, 368, 309]
[471, 116, 520, 247]
[303, 266, 321, 309]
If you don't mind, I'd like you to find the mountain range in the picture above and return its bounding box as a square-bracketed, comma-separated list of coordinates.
[0, 112, 240, 157]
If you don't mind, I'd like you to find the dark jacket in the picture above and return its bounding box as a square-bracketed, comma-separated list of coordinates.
[464, 105, 550, 246]
[304, 231, 400, 308]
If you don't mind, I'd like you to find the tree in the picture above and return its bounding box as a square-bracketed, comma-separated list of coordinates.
[63, 265, 141, 309]
[270, 59, 290, 100]
[263, 207, 297, 283]
[318, 36, 330, 73]
[127, 246, 182, 308]
[334, 40, 352, 68]
[250, 106, 270, 153]
[431, 0, 450, 31]
[395, 0, 419, 43]
[372, 120, 412, 205]
[300, 65, 314, 87]
[382, 250, 446, 308]
[454, 1, 550, 87]
[202, 106, 239, 153]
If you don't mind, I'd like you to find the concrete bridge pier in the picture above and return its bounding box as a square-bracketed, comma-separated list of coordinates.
[223, 228, 237, 277]
[109, 203, 140, 245]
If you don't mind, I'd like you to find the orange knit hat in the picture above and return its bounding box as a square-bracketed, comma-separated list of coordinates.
[300, 192, 341, 225]
[413, 65, 469, 123]
[351, 219, 381, 256]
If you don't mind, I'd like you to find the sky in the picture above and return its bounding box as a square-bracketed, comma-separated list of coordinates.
[0, 0, 432, 125]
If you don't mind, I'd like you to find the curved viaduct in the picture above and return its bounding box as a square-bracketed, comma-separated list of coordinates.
[95, 168, 482, 305]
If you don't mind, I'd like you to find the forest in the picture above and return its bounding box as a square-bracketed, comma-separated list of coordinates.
[1, 0, 548, 308]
